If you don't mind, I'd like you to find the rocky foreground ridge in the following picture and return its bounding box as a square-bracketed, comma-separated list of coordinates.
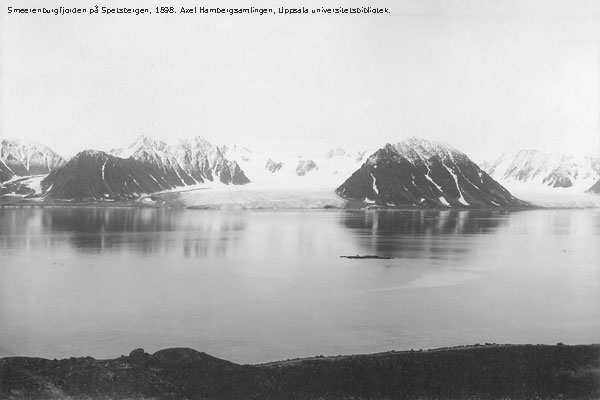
[1, 344, 599, 399]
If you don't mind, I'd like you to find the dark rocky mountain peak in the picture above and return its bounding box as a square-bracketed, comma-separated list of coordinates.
[336, 138, 528, 208]
[41, 150, 176, 200]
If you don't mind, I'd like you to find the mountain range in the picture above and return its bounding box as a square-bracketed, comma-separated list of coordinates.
[40, 136, 251, 201]
[2, 136, 599, 206]
[111, 136, 250, 186]
[482, 149, 600, 191]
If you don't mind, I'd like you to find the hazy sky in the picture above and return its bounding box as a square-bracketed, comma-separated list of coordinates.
[1, 0, 599, 161]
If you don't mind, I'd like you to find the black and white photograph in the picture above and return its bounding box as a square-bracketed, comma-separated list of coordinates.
[1, 0, 599, 398]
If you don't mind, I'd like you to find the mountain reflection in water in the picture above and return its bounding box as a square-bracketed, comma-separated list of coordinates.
[0, 207, 246, 258]
[339, 210, 509, 260]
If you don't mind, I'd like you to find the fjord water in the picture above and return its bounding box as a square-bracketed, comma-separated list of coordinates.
[0, 207, 598, 363]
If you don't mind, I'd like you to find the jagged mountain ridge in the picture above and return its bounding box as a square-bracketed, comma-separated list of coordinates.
[0, 139, 66, 182]
[483, 149, 600, 190]
[112, 136, 195, 186]
[336, 138, 528, 208]
[3, 136, 367, 195]
[112, 136, 250, 186]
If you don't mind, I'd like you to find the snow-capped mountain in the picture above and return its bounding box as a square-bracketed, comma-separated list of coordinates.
[112, 136, 250, 186]
[0, 139, 66, 181]
[176, 137, 250, 185]
[483, 150, 600, 191]
[219, 145, 369, 189]
[40, 136, 252, 200]
[336, 138, 528, 208]
[112, 136, 195, 186]
[42, 150, 179, 200]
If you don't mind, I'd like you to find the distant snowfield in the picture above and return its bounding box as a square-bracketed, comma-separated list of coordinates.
[502, 182, 600, 208]
[173, 183, 348, 209]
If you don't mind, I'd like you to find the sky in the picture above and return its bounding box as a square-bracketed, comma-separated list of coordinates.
[1, 0, 599, 161]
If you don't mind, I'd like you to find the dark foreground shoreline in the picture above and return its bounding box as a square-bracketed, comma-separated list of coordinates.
[1, 344, 599, 399]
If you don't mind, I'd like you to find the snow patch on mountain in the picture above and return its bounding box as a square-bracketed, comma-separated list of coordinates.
[0, 175, 46, 198]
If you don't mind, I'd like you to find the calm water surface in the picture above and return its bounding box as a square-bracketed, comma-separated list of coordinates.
[0, 207, 599, 363]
